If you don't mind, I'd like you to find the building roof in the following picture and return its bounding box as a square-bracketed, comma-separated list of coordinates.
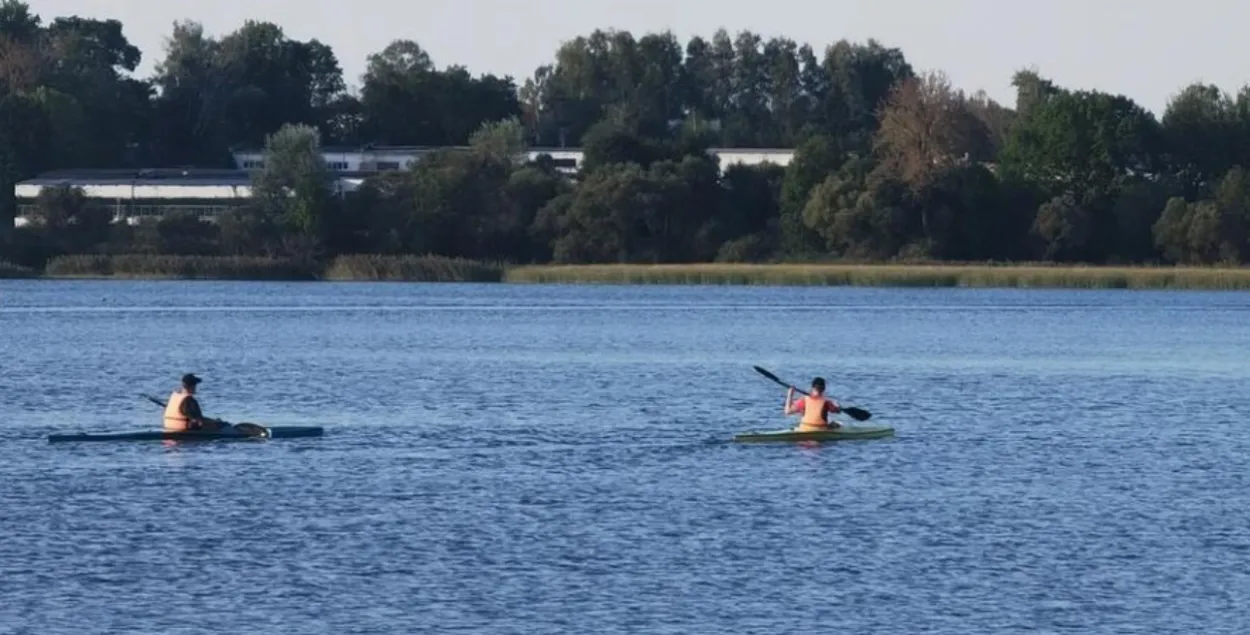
[234, 145, 467, 155]
[18, 168, 373, 188]
[230, 144, 796, 155]
[23, 169, 251, 186]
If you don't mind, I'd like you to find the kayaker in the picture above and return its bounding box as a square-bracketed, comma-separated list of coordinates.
[162, 374, 239, 434]
[784, 377, 842, 431]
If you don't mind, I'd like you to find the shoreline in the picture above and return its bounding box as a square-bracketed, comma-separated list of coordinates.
[7, 257, 1250, 289]
[502, 263, 1250, 289]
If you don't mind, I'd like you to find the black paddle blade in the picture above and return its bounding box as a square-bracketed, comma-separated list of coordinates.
[753, 365, 783, 385]
[754, 366, 809, 396]
[842, 407, 872, 421]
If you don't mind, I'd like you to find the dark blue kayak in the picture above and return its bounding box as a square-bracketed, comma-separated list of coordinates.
[733, 425, 894, 443]
[47, 426, 323, 443]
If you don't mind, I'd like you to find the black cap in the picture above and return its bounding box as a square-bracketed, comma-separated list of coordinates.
[181, 373, 202, 386]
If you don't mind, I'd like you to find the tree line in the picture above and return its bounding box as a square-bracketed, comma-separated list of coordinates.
[5, 0, 1250, 269]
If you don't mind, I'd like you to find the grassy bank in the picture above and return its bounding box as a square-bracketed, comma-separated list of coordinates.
[323, 254, 503, 282]
[44, 255, 320, 280]
[504, 263, 1250, 290]
[38, 254, 503, 282]
[26, 256, 1250, 289]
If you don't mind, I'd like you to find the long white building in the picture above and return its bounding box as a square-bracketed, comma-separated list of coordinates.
[227, 145, 794, 174]
[14, 145, 795, 225]
[12, 169, 369, 226]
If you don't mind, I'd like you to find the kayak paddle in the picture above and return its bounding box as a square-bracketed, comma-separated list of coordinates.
[138, 393, 270, 438]
[752, 366, 873, 421]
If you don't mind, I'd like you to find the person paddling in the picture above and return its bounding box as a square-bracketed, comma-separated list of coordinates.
[784, 377, 842, 431]
[162, 374, 240, 434]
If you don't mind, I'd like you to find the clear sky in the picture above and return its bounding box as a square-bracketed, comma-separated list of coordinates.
[25, 0, 1249, 115]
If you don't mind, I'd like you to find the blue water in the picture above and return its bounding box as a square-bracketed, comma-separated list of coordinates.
[2, 281, 1250, 634]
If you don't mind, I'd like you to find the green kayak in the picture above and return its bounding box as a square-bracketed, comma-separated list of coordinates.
[47, 426, 324, 443]
[734, 425, 894, 443]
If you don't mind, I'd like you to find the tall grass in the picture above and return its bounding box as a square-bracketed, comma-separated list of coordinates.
[324, 254, 503, 282]
[32, 257, 1250, 289]
[43, 255, 319, 280]
[0, 260, 36, 278]
[40, 253, 503, 282]
[503, 263, 1250, 290]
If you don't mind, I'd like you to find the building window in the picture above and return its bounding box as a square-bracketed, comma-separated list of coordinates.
[325, 161, 349, 170]
[243, 160, 264, 169]
[376, 161, 400, 170]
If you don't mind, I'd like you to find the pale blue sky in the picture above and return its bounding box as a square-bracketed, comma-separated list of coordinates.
[26, 0, 1249, 115]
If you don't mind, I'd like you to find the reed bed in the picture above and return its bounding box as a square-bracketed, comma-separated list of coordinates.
[0, 260, 36, 278]
[503, 263, 1250, 290]
[43, 255, 319, 280]
[324, 254, 504, 282]
[33, 257, 1250, 289]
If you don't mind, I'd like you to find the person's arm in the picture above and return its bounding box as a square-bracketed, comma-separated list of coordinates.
[784, 388, 803, 415]
[825, 400, 842, 427]
[180, 396, 205, 427]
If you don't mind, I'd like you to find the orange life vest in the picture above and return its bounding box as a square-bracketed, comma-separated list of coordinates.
[163, 390, 192, 431]
[797, 396, 831, 431]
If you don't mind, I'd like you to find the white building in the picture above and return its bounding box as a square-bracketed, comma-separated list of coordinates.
[14, 146, 795, 225]
[227, 145, 794, 174]
[13, 168, 366, 224]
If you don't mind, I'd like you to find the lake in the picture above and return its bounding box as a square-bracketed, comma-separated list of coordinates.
[2, 280, 1249, 634]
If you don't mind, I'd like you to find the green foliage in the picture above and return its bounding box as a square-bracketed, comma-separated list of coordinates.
[1153, 167, 1250, 264]
[1160, 84, 1241, 192]
[252, 123, 335, 248]
[1001, 89, 1163, 195]
[23, 184, 112, 255]
[470, 117, 528, 162]
[6, 4, 1250, 268]
[403, 150, 516, 259]
[359, 40, 519, 146]
[133, 212, 220, 255]
[1032, 194, 1094, 261]
[779, 134, 848, 256]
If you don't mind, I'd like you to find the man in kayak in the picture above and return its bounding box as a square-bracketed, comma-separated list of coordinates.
[784, 377, 843, 432]
[162, 373, 241, 434]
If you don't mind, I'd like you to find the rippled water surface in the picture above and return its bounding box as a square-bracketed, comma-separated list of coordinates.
[3, 280, 1250, 634]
